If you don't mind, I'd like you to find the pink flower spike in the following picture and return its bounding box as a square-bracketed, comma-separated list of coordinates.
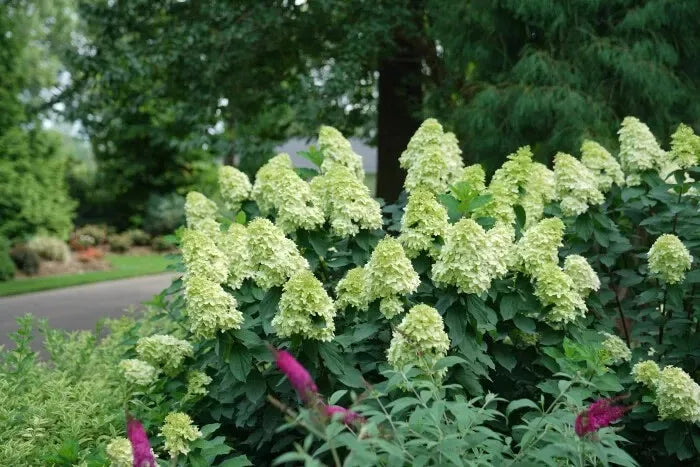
[126, 416, 156, 467]
[575, 398, 630, 437]
[274, 348, 318, 402]
[324, 405, 365, 425]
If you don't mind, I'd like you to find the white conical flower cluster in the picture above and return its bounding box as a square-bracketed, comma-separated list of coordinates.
[252, 153, 324, 233]
[553, 152, 604, 217]
[273, 270, 336, 341]
[398, 189, 449, 258]
[218, 165, 252, 212]
[580, 140, 624, 192]
[185, 191, 219, 232]
[387, 304, 450, 374]
[618, 116, 668, 186]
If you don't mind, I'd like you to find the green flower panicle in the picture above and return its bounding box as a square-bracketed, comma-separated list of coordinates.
[532, 262, 587, 326]
[184, 275, 244, 339]
[136, 334, 193, 375]
[186, 371, 213, 398]
[247, 218, 309, 290]
[654, 366, 700, 423]
[160, 412, 202, 458]
[106, 437, 132, 467]
[580, 140, 624, 192]
[118, 359, 159, 386]
[432, 218, 492, 295]
[218, 165, 252, 212]
[379, 296, 404, 319]
[181, 228, 229, 284]
[618, 116, 668, 185]
[273, 270, 336, 341]
[365, 237, 420, 314]
[185, 191, 218, 230]
[521, 162, 556, 227]
[554, 152, 604, 217]
[515, 217, 565, 276]
[217, 223, 252, 290]
[335, 267, 370, 311]
[310, 165, 382, 237]
[563, 255, 600, 297]
[454, 163, 486, 192]
[647, 234, 693, 284]
[398, 189, 449, 258]
[318, 125, 365, 180]
[387, 304, 450, 374]
[632, 360, 661, 387]
[669, 123, 700, 169]
[599, 332, 631, 365]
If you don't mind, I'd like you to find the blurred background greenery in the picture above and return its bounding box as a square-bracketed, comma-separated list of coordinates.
[2, 0, 699, 238]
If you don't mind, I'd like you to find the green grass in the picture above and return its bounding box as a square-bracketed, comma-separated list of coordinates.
[0, 254, 175, 297]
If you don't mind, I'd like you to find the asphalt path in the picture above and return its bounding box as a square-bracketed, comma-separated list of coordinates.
[0, 273, 177, 349]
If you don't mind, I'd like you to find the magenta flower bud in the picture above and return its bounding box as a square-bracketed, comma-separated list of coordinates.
[324, 404, 364, 424]
[127, 416, 156, 467]
[274, 348, 318, 401]
[575, 398, 630, 437]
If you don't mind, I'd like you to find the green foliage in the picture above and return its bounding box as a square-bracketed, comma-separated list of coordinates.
[143, 193, 186, 235]
[127, 228, 152, 246]
[0, 315, 128, 465]
[0, 237, 15, 281]
[9, 244, 40, 276]
[27, 235, 70, 262]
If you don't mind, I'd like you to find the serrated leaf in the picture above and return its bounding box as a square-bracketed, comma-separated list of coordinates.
[506, 399, 539, 418]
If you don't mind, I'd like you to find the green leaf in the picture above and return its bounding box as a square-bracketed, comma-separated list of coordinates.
[513, 315, 536, 333]
[506, 399, 539, 418]
[514, 205, 526, 230]
[664, 424, 685, 455]
[329, 390, 347, 405]
[219, 455, 253, 467]
[433, 355, 467, 371]
[229, 345, 252, 382]
[199, 423, 221, 438]
[645, 420, 672, 432]
[438, 193, 462, 222]
[297, 145, 324, 167]
[499, 294, 521, 320]
[466, 194, 493, 212]
[234, 210, 246, 224]
[492, 343, 516, 371]
[308, 231, 329, 257]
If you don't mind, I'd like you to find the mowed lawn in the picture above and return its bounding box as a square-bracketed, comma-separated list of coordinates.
[0, 254, 175, 297]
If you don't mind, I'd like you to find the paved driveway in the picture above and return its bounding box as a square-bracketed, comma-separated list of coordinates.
[0, 273, 177, 348]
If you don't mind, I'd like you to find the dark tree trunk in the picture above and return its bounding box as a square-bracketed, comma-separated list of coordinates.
[376, 52, 422, 203]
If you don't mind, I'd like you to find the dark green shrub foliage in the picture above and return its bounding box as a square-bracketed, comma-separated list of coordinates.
[9, 245, 40, 276]
[107, 233, 133, 253]
[143, 193, 186, 235]
[127, 228, 151, 246]
[0, 237, 16, 281]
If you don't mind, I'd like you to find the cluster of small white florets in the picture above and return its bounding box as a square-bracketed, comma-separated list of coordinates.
[632, 361, 700, 423]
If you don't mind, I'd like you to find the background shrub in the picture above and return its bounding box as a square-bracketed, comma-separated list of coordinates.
[0, 237, 15, 281]
[142, 193, 185, 235]
[150, 235, 173, 252]
[107, 233, 133, 253]
[9, 245, 40, 276]
[27, 235, 70, 262]
[127, 228, 151, 246]
[71, 224, 108, 250]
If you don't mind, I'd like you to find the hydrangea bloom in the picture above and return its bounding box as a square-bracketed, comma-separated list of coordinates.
[184, 275, 244, 338]
[186, 371, 212, 397]
[310, 165, 382, 237]
[218, 165, 251, 212]
[521, 162, 556, 227]
[274, 348, 318, 402]
[318, 125, 365, 180]
[181, 229, 228, 284]
[654, 366, 700, 423]
[379, 296, 404, 319]
[580, 140, 624, 192]
[475, 146, 534, 224]
[119, 359, 159, 386]
[365, 237, 420, 313]
[335, 267, 370, 311]
[533, 263, 587, 325]
[246, 218, 309, 290]
[631, 360, 661, 387]
[398, 189, 449, 258]
[401, 119, 464, 194]
[647, 234, 693, 284]
[185, 191, 218, 230]
[399, 118, 444, 170]
[510, 329, 540, 348]
[160, 412, 202, 458]
[455, 163, 486, 192]
[553, 152, 604, 216]
[563, 255, 600, 296]
[485, 223, 516, 280]
[136, 334, 193, 375]
[127, 417, 156, 467]
[106, 437, 132, 466]
[669, 123, 700, 169]
[618, 116, 668, 185]
[273, 270, 336, 341]
[575, 398, 630, 437]
[387, 304, 450, 373]
[432, 218, 492, 294]
[251, 153, 324, 232]
[217, 222, 252, 289]
[599, 332, 631, 365]
[514, 217, 564, 276]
